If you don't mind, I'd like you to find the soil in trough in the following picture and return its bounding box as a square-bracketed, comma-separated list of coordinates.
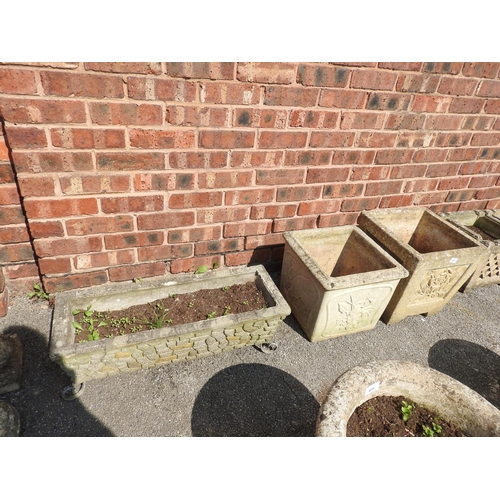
[466, 225, 497, 242]
[346, 395, 468, 437]
[72, 281, 269, 343]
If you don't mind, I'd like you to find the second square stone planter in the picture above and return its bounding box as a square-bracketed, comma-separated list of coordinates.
[358, 207, 489, 324]
[280, 226, 409, 342]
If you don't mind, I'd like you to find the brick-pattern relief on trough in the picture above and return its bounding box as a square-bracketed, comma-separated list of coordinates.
[1, 62, 500, 293]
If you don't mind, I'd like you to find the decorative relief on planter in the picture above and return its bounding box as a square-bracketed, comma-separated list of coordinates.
[280, 226, 408, 342]
[415, 265, 468, 302]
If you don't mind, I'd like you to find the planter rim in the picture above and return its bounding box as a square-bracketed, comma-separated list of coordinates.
[443, 210, 500, 248]
[283, 225, 409, 291]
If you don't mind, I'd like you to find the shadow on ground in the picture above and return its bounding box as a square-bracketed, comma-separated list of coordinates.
[0, 325, 113, 436]
[191, 363, 319, 436]
[428, 339, 500, 410]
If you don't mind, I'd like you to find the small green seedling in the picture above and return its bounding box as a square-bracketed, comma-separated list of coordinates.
[133, 277, 143, 283]
[207, 311, 216, 319]
[422, 421, 442, 437]
[212, 262, 219, 270]
[195, 265, 208, 274]
[188, 302, 194, 308]
[401, 400, 414, 422]
[221, 286, 229, 291]
[29, 283, 49, 301]
[223, 305, 231, 316]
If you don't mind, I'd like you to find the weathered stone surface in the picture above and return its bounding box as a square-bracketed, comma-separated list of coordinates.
[0, 400, 21, 437]
[0, 333, 23, 395]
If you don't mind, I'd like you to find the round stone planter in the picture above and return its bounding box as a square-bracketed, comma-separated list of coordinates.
[316, 360, 500, 437]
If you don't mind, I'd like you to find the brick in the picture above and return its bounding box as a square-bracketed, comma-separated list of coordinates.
[258, 131, 308, 149]
[0, 226, 30, 244]
[66, 215, 134, 236]
[379, 62, 422, 71]
[468, 175, 498, 188]
[85, 62, 162, 74]
[169, 151, 228, 169]
[43, 271, 108, 293]
[475, 187, 500, 200]
[449, 97, 485, 114]
[129, 129, 195, 149]
[365, 180, 404, 196]
[385, 113, 426, 130]
[34, 235, 102, 258]
[60, 174, 131, 194]
[40, 71, 124, 98]
[276, 185, 321, 202]
[74, 249, 135, 270]
[0, 206, 26, 225]
[351, 166, 391, 181]
[0, 139, 9, 161]
[460, 200, 488, 211]
[297, 64, 349, 87]
[422, 63, 462, 74]
[201, 82, 260, 104]
[319, 89, 367, 109]
[412, 95, 451, 113]
[0, 287, 7, 317]
[29, 221, 65, 238]
[51, 128, 125, 149]
[167, 105, 230, 127]
[105, 231, 164, 249]
[445, 190, 476, 203]
[17, 176, 56, 197]
[263, 86, 319, 107]
[323, 182, 364, 198]
[478, 148, 500, 160]
[390, 164, 427, 179]
[341, 197, 380, 212]
[12, 151, 93, 173]
[0, 243, 35, 263]
[309, 131, 355, 148]
[437, 76, 478, 96]
[230, 151, 282, 168]
[426, 163, 460, 178]
[89, 102, 162, 125]
[224, 188, 275, 205]
[38, 257, 72, 275]
[245, 233, 285, 250]
[224, 221, 271, 237]
[483, 100, 500, 114]
[396, 132, 436, 148]
[127, 77, 196, 101]
[169, 256, 222, 274]
[476, 80, 500, 98]
[283, 150, 330, 166]
[235, 107, 287, 128]
[0, 98, 86, 123]
[24, 197, 98, 219]
[412, 149, 448, 163]
[273, 216, 317, 232]
[318, 212, 359, 228]
[0, 68, 37, 94]
[471, 133, 500, 146]
[166, 62, 234, 80]
[168, 226, 221, 244]
[5, 127, 47, 148]
[448, 148, 479, 162]
[108, 261, 166, 282]
[224, 248, 272, 267]
[378, 194, 415, 209]
[137, 211, 195, 230]
[169, 192, 222, 209]
[306, 166, 350, 183]
[251, 204, 296, 220]
[459, 162, 488, 175]
[424, 115, 463, 130]
[433, 132, 471, 148]
[351, 69, 397, 90]
[97, 152, 164, 170]
[195, 238, 244, 255]
[340, 111, 385, 129]
[297, 199, 341, 215]
[137, 244, 193, 262]
[357, 132, 397, 149]
[331, 150, 375, 165]
[3, 262, 38, 280]
[199, 130, 255, 149]
[256, 168, 305, 185]
[237, 63, 296, 84]
[288, 110, 339, 128]
[197, 207, 250, 224]
[404, 179, 439, 193]
[0, 185, 21, 205]
[462, 116, 495, 130]
[462, 63, 500, 79]
[198, 171, 253, 189]
[365, 93, 411, 111]
[101, 195, 163, 214]
[395, 73, 440, 93]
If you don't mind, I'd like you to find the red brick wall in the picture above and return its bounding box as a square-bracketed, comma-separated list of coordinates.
[1, 62, 499, 294]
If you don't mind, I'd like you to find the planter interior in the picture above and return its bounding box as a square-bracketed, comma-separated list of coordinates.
[50, 265, 290, 383]
[316, 360, 500, 437]
[442, 210, 500, 291]
[280, 226, 408, 342]
[358, 207, 488, 324]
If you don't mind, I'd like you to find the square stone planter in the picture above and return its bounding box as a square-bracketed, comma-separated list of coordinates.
[441, 210, 500, 291]
[280, 226, 409, 342]
[358, 207, 489, 324]
[50, 265, 291, 384]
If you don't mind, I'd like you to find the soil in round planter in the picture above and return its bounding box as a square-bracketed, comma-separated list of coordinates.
[346, 395, 468, 437]
[72, 281, 269, 343]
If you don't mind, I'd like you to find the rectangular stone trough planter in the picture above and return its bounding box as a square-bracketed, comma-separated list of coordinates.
[358, 207, 489, 324]
[50, 265, 291, 384]
[441, 210, 500, 291]
[280, 226, 409, 342]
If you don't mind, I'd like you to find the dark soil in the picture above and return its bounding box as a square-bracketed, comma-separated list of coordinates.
[346, 395, 468, 437]
[72, 281, 268, 343]
[466, 225, 497, 241]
